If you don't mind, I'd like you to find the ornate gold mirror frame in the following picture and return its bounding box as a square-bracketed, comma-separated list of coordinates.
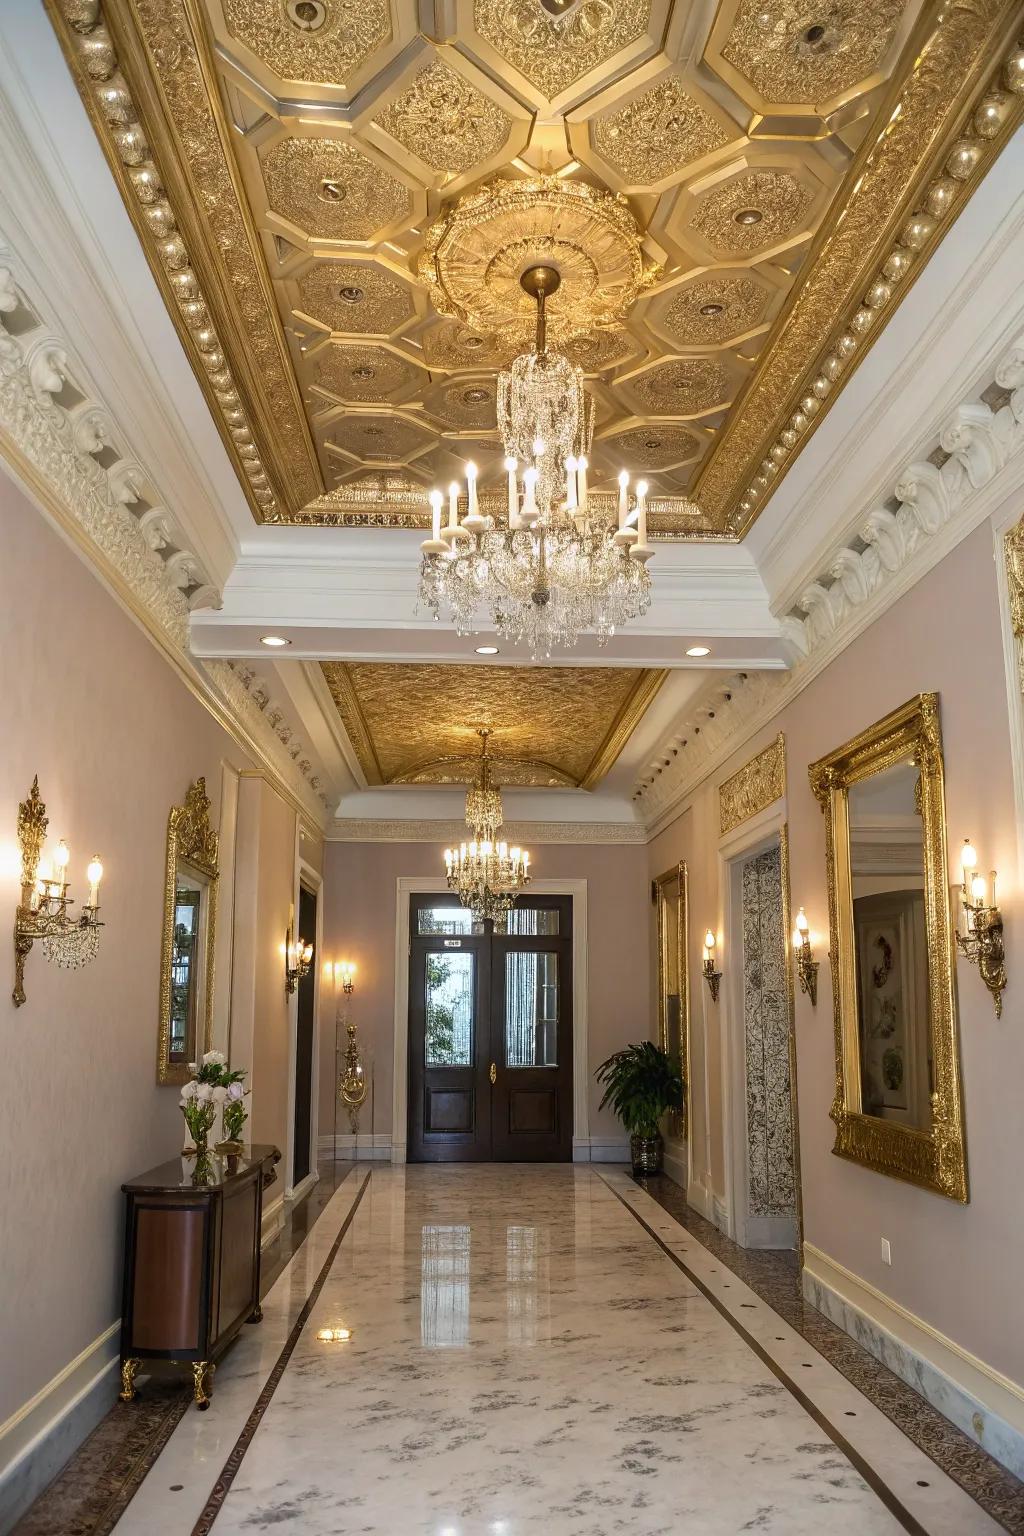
[157, 778, 219, 1086]
[654, 861, 690, 1141]
[808, 694, 967, 1202]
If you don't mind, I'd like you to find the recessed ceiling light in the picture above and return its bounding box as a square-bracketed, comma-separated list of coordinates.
[686, 645, 711, 657]
[475, 645, 500, 655]
[260, 635, 290, 647]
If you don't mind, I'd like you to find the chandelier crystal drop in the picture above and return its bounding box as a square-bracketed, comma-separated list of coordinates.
[418, 264, 658, 660]
[444, 730, 531, 925]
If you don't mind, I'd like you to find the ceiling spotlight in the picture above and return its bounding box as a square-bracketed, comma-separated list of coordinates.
[733, 208, 763, 226]
[260, 635, 291, 648]
[686, 645, 711, 657]
[475, 645, 500, 655]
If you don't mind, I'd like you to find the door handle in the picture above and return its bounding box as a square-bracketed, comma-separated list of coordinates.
[489, 1062, 497, 1084]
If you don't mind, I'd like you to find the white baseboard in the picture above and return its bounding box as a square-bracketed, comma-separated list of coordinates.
[317, 1132, 392, 1162]
[0, 1322, 120, 1533]
[662, 1140, 687, 1189]
[712, 1194, 731, 1235]
[572, 1135, 629, 1164]
[260, 1190, 285, 1251]
[803, 1241, 1024, 1480]
[685, 1178, 714, 1219]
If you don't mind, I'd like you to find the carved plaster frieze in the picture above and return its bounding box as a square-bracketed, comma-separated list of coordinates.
[203, 661, 331, 817]
[0, 227, 331, 828]
[636, 328, 1024, 832]
[328, 817, 646, 844]
[0, 240, 217, 648]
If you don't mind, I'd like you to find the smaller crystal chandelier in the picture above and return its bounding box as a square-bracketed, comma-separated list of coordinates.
[419, 265, 660, 660]
[444, 730, 531, 924]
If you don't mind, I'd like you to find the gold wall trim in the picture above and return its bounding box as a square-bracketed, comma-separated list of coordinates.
[703, 5, 1024, 532]
[579, 669, 668, 791]
[653, 859, 690, 1146]
[157, 777, 219, 1086]
[808, 693, 968, 1203]
[718, 732, 786, 835]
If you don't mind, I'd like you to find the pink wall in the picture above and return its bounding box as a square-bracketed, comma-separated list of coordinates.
[649, 523, 1024, 1384]
[0, 481, 253, 1427]
[318, 839, 652, 1145]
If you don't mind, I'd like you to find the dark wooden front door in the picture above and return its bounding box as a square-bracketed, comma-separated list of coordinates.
[408, 895, 573, 1163]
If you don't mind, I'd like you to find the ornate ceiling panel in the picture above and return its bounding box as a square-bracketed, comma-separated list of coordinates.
[321, 662, 666, 788]
[48, 0, 1024, 535]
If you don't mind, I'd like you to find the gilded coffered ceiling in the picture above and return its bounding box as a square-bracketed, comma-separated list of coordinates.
[321, 662, 665, 788]
[49, 0, 1024, 535]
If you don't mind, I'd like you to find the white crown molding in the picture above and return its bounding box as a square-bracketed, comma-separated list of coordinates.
[0, 226, 330, 830]
[328, 817, 647, 845]
[637, 328, 1024, 836]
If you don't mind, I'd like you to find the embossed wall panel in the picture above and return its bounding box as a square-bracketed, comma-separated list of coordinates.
[741, 844, 795, 1219]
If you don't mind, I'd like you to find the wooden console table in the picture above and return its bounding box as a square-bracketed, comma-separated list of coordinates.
[119, 1144, 280, 1408]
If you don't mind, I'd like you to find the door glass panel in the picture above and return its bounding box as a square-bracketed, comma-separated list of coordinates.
[418, 905, 475, 936]
[504, 952, 559, 1067]
[506, 907, 559, 936]
[425, 951, 474, 1066]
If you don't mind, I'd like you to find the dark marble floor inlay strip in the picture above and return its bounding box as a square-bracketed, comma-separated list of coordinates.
[191, 1170, 371, 1535]
[609, 1180, 930, 1536]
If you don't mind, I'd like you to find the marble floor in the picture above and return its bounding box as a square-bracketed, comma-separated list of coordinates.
[73, 1164, 1013, 1535]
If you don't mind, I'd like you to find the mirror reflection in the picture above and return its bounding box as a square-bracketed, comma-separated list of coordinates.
[158, 779, 219, 1085]
[168, 866, 212, 1068]
[848, 761, 932, 1128]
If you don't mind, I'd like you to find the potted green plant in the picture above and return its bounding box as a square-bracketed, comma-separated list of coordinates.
[595, 1041, 684, 1176]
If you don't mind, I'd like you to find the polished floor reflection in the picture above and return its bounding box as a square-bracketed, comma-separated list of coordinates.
[147, 1165, 998, 1535]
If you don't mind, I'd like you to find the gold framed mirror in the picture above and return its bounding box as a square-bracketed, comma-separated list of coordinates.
[654, 861, 689, 1139]
[808, 694, 967, 1201]
[157, 778, 219, 1086]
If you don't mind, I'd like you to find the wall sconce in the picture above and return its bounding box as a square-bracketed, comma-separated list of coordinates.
[702, 929, 722, 1002]
[12, 778, 104, 1008]
[793, 907, 819, 1007]
[285, 924, 314, 994]
[955, 839, 1006, 1016]
[336, 960, 356, 995]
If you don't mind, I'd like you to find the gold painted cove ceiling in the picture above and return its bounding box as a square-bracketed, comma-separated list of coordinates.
[321, 661, 665, 788]
[49, 0, 1024, 535]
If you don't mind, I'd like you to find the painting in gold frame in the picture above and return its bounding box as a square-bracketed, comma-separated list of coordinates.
[653, 861, 689, 1144]
[157, 778, 219, 1086]
[808, 694, 967, 1202]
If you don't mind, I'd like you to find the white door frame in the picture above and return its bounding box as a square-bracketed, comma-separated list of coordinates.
[718, 800, 798, 1249]
[391, 877, 589, 1164]
[284, 849, 323, 1201]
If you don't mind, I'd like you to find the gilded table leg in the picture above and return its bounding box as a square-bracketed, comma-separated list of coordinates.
[191, 1360, 215, 1410]
[119, 1358, 141, 1403]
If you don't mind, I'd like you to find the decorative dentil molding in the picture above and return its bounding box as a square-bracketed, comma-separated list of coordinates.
[719, 734, 786, 836]
[0, 241, 220, 641]
[328, 817, 646, 845]
[782, 330, 1024, 660]
[636, 329, 1024, 834]
[0, 227, 331, 827]
[214, 660, 331, 813]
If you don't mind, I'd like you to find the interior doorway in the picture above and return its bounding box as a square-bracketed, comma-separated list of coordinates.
[407, 893, 573, 1162]
[291, 882, 317, 1185]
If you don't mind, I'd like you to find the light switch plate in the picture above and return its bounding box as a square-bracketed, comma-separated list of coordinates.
[881, 1237, 892, 1265]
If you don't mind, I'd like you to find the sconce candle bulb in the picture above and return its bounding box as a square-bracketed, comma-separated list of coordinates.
[955, 837, 1006, 1015]
[702, 929, 722, 1003]
[793, 905, 819, 1006]
[285, 921, 314, 995]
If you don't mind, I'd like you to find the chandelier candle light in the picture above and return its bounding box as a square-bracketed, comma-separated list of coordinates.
[444, 730, 531, 924]
[419, 265, 656, 659]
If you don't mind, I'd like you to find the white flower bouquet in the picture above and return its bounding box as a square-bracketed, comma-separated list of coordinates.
[180, 1050, 250, 1155]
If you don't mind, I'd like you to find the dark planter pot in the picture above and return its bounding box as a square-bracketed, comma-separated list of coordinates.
[630, 1131, 663, 1176]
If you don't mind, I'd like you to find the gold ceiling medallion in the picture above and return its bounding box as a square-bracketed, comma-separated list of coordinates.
[416, 177, 659, 348]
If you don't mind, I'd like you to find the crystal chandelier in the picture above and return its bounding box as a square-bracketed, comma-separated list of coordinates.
[443, 730, 531, 925]
[419, 265, 656, 660]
